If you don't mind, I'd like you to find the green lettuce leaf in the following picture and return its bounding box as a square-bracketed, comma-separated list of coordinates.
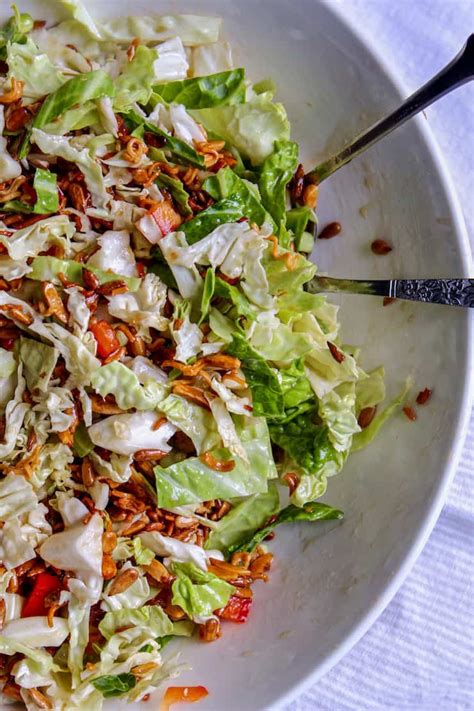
[192, 95, 290, 165]
[203, 166, 273, 226]
[42, 103, 99, 136]
[154, 416, 276, 507]
[155, 173, 192, 216]
[28, 256, 141, 292]
[32, 168, 59, 214]
[226, 333, 284, 417]
[278, 358, 314, 416]
[171, 561, 234, 622]
[33, 70, 114, 129]
[352, 379, 410, 452]
[214, 276, 257, 321]
[286, 206, 316, 251]
[180, 198, 245, 244]
[269, 409, 340, 475]
[258, 140, 298, 238]
[205, 485, 280, 555]
[232, 501, 344, 553]
[114, 45, 158, 110]
[153, 69, 245, 108]
[90, 362, 167, 411]
[123, 109, 204, 167]
[73, 422, 94, 457]
[263, 248, 316, 294]
[92, 673, 136, 699]
[199, 268, 215, 324]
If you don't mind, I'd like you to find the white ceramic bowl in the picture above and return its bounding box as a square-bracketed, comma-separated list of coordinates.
[5, 2, 472, 710]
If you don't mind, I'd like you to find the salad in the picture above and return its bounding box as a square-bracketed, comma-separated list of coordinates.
[0, 2, 403, 709]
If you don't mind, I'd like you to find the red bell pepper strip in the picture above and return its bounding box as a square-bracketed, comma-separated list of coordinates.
[89, 320, 120, 358]
[217, 594, 252, 623]
[160, 686, 209, 711]
[21, 572, 62, 618]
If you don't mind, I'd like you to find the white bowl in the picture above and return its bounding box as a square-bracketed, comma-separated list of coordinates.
[6, 2, 472, 710]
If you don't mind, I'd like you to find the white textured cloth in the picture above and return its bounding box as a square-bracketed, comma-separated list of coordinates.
[291, 1, 474, 709]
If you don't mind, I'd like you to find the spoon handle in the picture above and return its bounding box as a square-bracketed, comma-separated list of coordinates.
[306, 276, 474, 307]
[307, 34, 474, 184]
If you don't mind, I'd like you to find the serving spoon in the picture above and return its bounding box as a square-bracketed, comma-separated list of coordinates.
[304, 35, 474, 308]
[306, 34, 474, 183]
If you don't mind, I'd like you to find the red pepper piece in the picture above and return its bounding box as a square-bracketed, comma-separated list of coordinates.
[21, 572, 62, 618]
[217, 594, 252, 623]
[89, 320, 120, 358]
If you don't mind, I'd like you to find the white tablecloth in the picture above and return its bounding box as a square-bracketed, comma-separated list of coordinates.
[291, 1, 474, 708]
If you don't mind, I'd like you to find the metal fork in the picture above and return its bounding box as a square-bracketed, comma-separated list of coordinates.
[306, 276, 474, 307]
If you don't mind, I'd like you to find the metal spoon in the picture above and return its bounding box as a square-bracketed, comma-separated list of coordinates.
[306, 276, 474, 307]
[306, 34, 474, 184]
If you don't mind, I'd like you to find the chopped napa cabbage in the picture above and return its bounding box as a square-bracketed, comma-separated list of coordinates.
[99, 605, 173, 641]
[154, 416, 276, 507]
[39, 512, 103, 577]
[90, 362, 167, 411]
[112, 537, 154, 566]
[59, 0, 102, 39]
[1, 617, 69, 647]
[29, 255, 141, 291]
[160, 394, 220, 454]
[192, 94, 290, 165]
[88, 411, 177, 456]
[97, 14, 221, 45]
[153, 37, 189, 82]
[0, 363, 29, 460]
[19, 337, 58, 393]
[86, 233, 138, 278]
[33, 69, 115, 129]
[139, 531, 223, 572]
[0, 214, 73, 261]
[101, 564, 153, 612]
[114, 45, 158, 110]
[205, 485, 280, 556]
[106, 273, 168, 337]
[171, 561, 234, 624]
[0, 348, 17, 408]
[0, 518, 35, 570]
[191, 41, 234, 76]
[7, 38, 64, 101]
[31, 129, 109, 209]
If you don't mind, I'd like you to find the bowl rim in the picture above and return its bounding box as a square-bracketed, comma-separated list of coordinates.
[272, 1, 473, 708]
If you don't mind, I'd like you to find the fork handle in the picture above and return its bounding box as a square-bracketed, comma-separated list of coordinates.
[307, 34, 474, 183]
[391, 278, 474, 307]
[306, 277, 474, 307]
